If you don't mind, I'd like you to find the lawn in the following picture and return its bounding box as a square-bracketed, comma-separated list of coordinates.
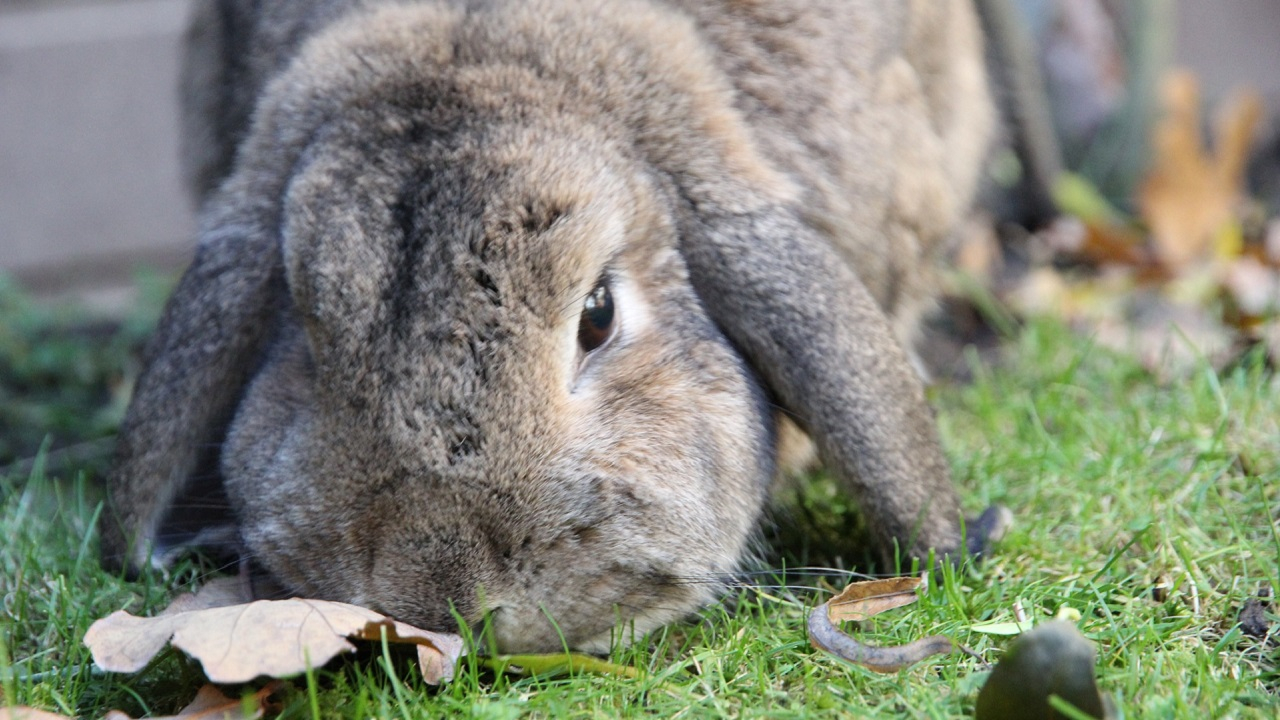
[0, 279, 1276, 718]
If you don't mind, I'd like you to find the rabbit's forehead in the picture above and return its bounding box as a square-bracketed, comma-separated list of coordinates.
[287, 128, 667, 268]
[278, 128, 679, 360]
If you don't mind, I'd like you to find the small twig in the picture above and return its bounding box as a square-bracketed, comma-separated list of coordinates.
[954, 643, 991, 670]
[807, 605, 953, 673]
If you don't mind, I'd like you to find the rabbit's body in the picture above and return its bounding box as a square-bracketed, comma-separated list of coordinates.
[104, 0, 995, 652]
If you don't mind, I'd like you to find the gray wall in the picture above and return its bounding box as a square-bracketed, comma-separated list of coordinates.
[1176, 0, 1280, 112]
[0, 0, 193, 302]
[0, 0, 1276, 305]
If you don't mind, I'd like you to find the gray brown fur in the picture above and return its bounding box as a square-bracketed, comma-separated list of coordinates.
[103, 0, 994, 652]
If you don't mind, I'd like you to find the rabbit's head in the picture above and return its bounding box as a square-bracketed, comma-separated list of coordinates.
[104, 0, 992, 653]
[227, 125, 774, 653]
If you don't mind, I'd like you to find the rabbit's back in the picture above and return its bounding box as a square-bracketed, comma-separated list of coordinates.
[678, 0, 992, 337]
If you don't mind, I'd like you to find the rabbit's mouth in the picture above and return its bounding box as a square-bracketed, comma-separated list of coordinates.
[477, 568, 714, 655]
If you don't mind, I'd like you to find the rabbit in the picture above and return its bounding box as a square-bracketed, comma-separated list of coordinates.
[101, 0, 999, 654]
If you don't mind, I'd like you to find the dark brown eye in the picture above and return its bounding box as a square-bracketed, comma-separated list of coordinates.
[577, 282, 615, 352]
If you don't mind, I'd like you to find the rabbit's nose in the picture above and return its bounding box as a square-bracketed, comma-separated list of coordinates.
[481, 601, 571, 654]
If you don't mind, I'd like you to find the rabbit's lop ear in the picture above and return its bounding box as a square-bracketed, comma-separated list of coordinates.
[101, 207, 283, 573]
[679, 205, 963, 563]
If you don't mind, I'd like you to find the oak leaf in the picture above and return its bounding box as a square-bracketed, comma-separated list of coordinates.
[826, 576, 924, 623]
[1138, 70, 1262, 271]
[84, 579, 464, 685]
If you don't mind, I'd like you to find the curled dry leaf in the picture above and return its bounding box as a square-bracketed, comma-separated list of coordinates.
[826, 576, 924, 623]
[85, 580, 464, 685]
[808, 577, 953, 673]
[101, 682, 283, 720]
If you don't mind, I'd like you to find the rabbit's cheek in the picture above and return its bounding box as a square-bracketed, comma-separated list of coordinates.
[221, 333, 378, 603]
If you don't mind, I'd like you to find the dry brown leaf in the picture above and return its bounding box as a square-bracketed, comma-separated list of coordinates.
[1078, 222, 1153, 270]
[85, 586, 464, 685]
[826, 577, 923, 623]
[1038, 215, 1152, 271]
[808, 577, 953, 672]
[101, 682, 282, 720]
[160, 682, 278, 720]
[1138, 70, 1262, 270]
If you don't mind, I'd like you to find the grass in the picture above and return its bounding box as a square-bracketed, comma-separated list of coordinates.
[1, 282, 1277, 718]
[0, 275, 166, 468]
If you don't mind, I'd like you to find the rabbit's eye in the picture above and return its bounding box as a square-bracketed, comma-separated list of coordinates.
[578, 282, 615, 352]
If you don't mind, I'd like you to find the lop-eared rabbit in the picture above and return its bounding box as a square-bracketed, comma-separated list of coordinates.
[103, 0, 998, 653]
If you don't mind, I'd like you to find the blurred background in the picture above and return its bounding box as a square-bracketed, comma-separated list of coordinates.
[1, 0, 1279, 306]
[1, 0, 192, 310]
[2, 0, 1280, 466]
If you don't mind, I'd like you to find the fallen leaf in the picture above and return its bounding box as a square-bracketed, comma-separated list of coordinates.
[1138, 71, 1262, 271]
[1077, 223, 1152, 270]
[976, 621, 1113, 720]
[1151, 575, 1172, 603]
[808, 577, 953, 673]
[101, 682, 282, 720]
[170, 682, 278, 720]
[826, 577, 923, 623]
[85, 587, 464, 685]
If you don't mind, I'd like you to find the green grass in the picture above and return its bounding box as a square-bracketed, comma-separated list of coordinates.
[0, 275, 167, 467]
[1, 285, 1277, 718]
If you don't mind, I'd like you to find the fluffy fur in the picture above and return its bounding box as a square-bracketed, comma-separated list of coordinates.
[103, 0, 995, 653]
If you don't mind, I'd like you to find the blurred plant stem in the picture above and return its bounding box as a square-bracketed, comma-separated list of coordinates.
[1075, 0, 1175, 209]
